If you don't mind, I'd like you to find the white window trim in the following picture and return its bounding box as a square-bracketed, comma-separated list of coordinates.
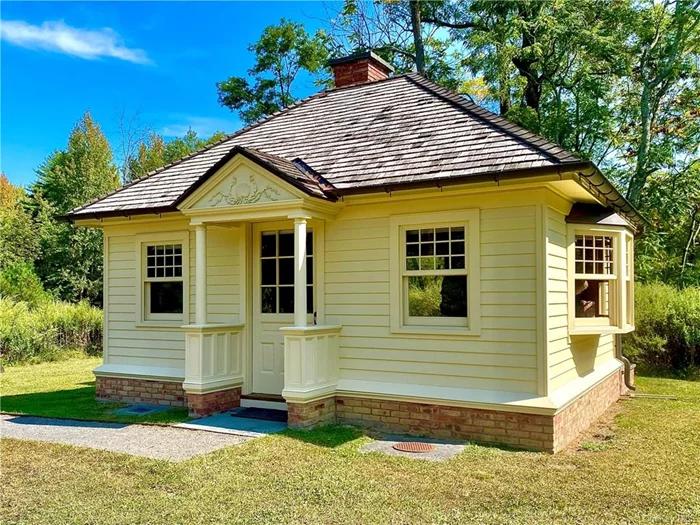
[390, 210, 481, 336]
[135, 231, 190, 328]
[567, 224, 634, 335]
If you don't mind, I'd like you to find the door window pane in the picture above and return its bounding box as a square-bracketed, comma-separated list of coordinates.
[261, 260, 276, 286]
[278, 258, 294, 285]
[279, 287, 294, 313]
[278, 232, 294, 257]
[261, 287, 276, 313]
[261, 233, 276, 257]
[260, 230, 314, 314]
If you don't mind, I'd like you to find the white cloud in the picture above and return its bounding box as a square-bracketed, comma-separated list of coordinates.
[0, 19, 151, 64]
[162, 116, 240, 139]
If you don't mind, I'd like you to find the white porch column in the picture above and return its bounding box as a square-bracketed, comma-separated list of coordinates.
[293, 217, 308, 327]
[195, 224, 207, 325]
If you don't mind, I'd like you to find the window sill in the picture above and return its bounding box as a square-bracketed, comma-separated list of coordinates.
[570, 325, 635, 336]
[136, 320, 185, 330]
[391, 326, 481, 338]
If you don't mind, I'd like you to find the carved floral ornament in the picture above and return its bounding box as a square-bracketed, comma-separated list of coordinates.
[208, 174, 281, 206]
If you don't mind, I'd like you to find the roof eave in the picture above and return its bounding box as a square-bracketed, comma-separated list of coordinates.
[336, 161, 648, 233]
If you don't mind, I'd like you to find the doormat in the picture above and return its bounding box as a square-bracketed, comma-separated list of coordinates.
[230, 407, 287, 422]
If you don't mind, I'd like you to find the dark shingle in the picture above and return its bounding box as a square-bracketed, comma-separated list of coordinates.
[67, 73, 620, 220]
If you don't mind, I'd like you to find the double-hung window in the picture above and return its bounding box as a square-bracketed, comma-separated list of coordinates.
[145, 244, 184, 320]
[136, 232, 189, 326]
[390, 210, 480, 335]
[569, 225, 634, 333]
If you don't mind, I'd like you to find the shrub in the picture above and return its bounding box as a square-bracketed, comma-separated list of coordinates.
[0, 297, 102, 365]
[0, 262, 52, 306]
[623, 283, 700, 377]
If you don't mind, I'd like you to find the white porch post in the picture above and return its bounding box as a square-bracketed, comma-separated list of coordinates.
[195, 224, 207, 325]
[293, 217, 308, 327]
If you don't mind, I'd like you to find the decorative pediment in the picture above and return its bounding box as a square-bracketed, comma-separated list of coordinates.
[181, 157, 303, 211]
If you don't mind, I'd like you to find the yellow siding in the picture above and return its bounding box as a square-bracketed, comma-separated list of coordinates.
[545, 207, 616, 391]
[104, 220, 240, 378]
[188, 226, 241, 324]
[325, 196, 539, 395]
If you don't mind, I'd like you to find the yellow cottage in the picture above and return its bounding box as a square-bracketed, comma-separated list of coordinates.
[67, 52, 644, 452]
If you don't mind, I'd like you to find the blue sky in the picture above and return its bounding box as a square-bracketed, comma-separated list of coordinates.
[1, 1, 336, 186]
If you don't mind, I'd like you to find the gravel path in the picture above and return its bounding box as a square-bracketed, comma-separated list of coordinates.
[0, 414, 251, 461]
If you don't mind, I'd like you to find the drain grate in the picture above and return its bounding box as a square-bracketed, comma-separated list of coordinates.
[392, 442, 436, 453]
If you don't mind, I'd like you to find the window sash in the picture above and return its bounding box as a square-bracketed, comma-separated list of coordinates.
[570, 226, 633, 333]
[400, 224, 469, 328]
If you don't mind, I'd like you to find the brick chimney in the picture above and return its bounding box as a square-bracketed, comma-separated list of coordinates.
[328, 51, 395, 88]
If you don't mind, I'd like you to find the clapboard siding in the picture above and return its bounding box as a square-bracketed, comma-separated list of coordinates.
[105, 221, 240, 377]
[189, 227, 241, 324]
[325, 200, 539, 394]
[106, 229, 186, 371]
[545, 207, 617, 391]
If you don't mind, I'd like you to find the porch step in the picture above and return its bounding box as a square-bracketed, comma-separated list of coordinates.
[241, 394, 287, 412]
[242, 393, 285, 402]
[230, 407, 287, 423]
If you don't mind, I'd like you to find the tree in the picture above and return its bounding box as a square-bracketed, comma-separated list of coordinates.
[320, 0, 700, 284]
[0, 174, 39, 270]
[114, 107, 156, 184]
[623, 0, 700, 206]
[30, 111, 121, 305]
[323, 0, 461, 89]
[217, 19, 329, 124]
[127, 129, 228, 181]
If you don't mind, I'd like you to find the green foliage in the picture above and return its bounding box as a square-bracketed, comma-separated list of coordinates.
[126, 129, 227, 182]
[29, 111, 120, 305]
[623, 283, 700, 377]
[217, 19, 329, 124]
[0, 174, 39, 269]
[0, 298, 102, 365]
[0, 262, 51, 307]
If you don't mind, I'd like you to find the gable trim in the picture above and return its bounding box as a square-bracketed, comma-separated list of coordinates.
[178, 154, 307, 211]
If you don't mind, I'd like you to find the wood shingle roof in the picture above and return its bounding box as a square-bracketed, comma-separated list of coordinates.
[67, 73, 634, 224]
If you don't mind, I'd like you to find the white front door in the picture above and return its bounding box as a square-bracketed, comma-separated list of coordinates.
[252, 223, 314, 395]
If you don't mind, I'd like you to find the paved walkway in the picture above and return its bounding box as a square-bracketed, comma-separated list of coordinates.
[0, 414, 251, 461]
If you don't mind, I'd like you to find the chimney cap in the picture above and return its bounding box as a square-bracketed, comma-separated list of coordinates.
[327, 50, 395, 73]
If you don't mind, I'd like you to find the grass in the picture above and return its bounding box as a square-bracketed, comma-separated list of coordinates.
[2, 360, 700, 524]
[0, 357, 189, 424]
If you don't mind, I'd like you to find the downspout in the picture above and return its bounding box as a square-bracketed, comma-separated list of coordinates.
[614, 333, 636, 391]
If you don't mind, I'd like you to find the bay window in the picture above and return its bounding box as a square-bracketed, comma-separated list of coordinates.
[569, 226, 634, 333]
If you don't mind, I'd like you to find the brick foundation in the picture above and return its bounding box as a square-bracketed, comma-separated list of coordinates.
[288, 396, 336, 429]
[290, 369, 627, 453]
[96, 376, 186, 407]
[186, 388, 241, 417]
[95, 376, 241, 417]
[552, 369, 623, 452]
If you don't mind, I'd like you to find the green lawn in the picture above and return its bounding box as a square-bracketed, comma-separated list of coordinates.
[2, 359, 700, 524]
[0, 357, 189, 424]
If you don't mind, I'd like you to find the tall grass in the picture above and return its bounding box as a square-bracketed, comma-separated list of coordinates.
[0, 298, 102, 365]
[623, 283, 700, 378]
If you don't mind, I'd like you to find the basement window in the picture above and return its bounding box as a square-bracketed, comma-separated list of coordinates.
[569, 226, 634, 334]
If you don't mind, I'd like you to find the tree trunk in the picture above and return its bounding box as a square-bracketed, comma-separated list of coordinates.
[409, 0, 426, 75]
[627, 83, 652, 206]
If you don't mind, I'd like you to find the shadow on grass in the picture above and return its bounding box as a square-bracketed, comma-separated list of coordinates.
[283, 424, 364, 448]
[1, 386, 190, 424]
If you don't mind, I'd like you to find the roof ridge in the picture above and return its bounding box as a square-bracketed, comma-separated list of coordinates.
[403, 73, 580, 164]
[67, 89, 330, 216]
